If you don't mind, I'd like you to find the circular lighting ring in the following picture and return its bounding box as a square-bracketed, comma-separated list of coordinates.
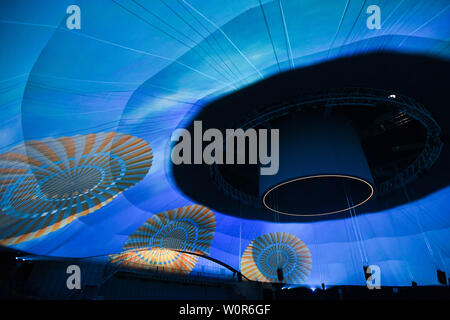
[202, 88, 442, 215]
[262, 174, 374, 217]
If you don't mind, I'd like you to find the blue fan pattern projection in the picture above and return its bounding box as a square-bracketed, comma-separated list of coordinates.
[0, 132, 152, 245]
[109, 205, 215, 274]
[0, 1, 449, 286]
[241, 232, 312, 284]
[123, 204, 216, 254]
[109, 248, 198, 274]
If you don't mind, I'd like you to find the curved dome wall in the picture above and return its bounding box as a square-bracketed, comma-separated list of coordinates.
[0, 0, 449, 287]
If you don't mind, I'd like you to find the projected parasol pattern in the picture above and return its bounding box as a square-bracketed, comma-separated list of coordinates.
[110, 205, 216, 274]
[241, 232, 312, 284]
[0, 132, 153, 245]
[123, 205, 216, 255]
[109, 248, 198, 275]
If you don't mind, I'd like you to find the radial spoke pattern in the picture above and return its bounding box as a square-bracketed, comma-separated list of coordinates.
[110, 205, 216, 274]
[0, 132, 153, 246]
[241, 232, 312, 284]
[123, 204, 216, 254]
[109, 248, 198, 275]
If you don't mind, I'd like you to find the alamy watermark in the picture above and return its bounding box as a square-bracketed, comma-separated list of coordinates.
[366, 265, 381, 289]
[65, 4, 380, 31]
[66, 5, 81, 30]
[66, 264, 81, 290]
[171, 121, 279, 175]
[366, 5, 381, 30]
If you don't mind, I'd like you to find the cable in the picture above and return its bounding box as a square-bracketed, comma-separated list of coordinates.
[160, 0, 243, 84]
[258, 0, 281, 72]
[111, 0, 236, 87]
[278, 0, 294, 69]
[327, 0, 351, 58]
[131, 0, 236, 83]
[176, 0, 246, 82]
[181, 0, 264, 79]
[337, 0, 367, 56]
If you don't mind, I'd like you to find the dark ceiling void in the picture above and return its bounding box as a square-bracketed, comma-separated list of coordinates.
[171, 52, 449, 222]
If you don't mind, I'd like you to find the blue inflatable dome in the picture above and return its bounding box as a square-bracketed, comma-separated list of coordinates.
[0, 0, 449, 287]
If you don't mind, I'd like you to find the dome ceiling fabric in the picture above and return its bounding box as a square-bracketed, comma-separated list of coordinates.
[0, 0, 449, 287]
